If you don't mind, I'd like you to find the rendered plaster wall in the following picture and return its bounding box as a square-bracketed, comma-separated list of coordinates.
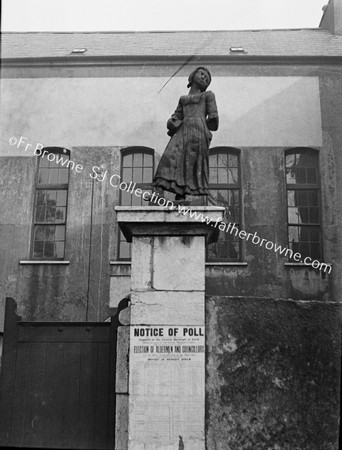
[0, 75, 321, 156]
[0, 64, 341, 330]
[206, 296, 341, 450]
[205, 142, 339, 302]
[0, 147, 122, 330]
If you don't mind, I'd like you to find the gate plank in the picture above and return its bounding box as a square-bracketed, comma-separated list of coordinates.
[22, 342, 47, 447]
[94, 343, 111, 449]
[59, 343, 81, 449]
[40, 342, 64, 447]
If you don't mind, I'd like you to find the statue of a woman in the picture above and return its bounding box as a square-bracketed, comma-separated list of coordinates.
[152, 67, 219, 201]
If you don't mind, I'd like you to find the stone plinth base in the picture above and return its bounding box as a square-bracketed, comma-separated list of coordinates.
[115, 206, 224, 450]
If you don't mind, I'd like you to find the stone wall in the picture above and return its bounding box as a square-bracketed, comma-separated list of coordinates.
[206, 296, 341, 450]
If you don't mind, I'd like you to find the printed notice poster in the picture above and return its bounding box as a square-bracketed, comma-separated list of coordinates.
[129, 325, 205, 449]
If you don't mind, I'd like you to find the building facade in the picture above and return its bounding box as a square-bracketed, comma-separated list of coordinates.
[0, 1, 341, 448]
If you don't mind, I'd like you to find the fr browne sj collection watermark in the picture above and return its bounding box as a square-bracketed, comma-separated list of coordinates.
[8, 135, 332, 274]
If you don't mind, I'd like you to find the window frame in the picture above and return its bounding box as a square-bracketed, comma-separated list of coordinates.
[118, 146, 155, 261]
[285, 147, 323, 262]
[206, 146, 242, 263]
[31, 147, 70, 260]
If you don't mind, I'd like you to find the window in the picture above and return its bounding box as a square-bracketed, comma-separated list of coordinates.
[32, 148, 69, 259]
[207, 147, 241, 262]
[285, 148, 322, 261]
[118, 147, 154, 260]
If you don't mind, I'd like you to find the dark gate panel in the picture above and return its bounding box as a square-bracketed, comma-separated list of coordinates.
[0, 298, 117, 449]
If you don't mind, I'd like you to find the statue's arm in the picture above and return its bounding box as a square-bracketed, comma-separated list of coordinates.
[167, 99, 184, 136]
[206, 91, 219, 131]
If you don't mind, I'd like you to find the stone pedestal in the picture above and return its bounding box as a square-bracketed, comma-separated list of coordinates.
[115, 206, 224, 450]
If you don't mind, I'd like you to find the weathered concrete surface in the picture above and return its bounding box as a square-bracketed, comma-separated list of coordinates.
[130, 290, 204, 325]
[205, 140, 341, 302]
[153, 236, 205, 291]
[206, 296, 341, 450]
[0, 148, 121, 329]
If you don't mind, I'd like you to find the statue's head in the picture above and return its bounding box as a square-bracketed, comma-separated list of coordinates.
[187, 67, 212, 91]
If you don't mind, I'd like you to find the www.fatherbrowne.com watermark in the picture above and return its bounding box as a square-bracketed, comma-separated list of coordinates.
[9, 135, 332, 274]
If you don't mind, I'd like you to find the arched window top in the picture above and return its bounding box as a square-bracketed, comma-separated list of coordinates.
[39, 146, 71, 155]
[121, 147, 154, 185]
[209, 147, 240, 187]
[210, 146, 241, 155]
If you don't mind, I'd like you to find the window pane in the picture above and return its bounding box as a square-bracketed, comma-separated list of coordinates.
[142, 189, 151, 206]
[299, 243, 310, 258]
[132, 193, 142, 206]
[46, 206, 56, 223]
[34, 225, 46, 241]
[296, 191, 308, 206]
[310, 228, 320, 242]
[287, 191, 295, 207]
[55, 207, 66, 223]
[46, 191, 57, 205]
[123, 154, 132, 167]
[218, 168, 228, 184]
[288, 226, 299, 243]
[307, 168, 317, 184]
[310, 243, 321, 260]
[298, 207, 309, 223]
[286, 151, 318, 186]
[55, 225, 66, 241]
[309, 207, 320, 223]
[133, 167, 143, 183]
[144, 153, 153, 167]
[45, 226, 56, 241]
[121, 190, 132, 206]
[56, 191, 67, 206]
[209, 154, 217, 167]
[35, 206, 45, 222]
[38, 169, 51, 184]
[44, 241, 55, 258]
[33, 241, 44, 258]
[143, 167, 153, 183]
[134, 153, 143, 166]
[296, 168, 306, 184]
[58, 169, 69, 184]
[308, 191, 319, 206]
[228, 168, 238, 184]
[55, 242, 65, 259]
[228, 154, 238, 167]
[288, 207, 300, 224]
[209, 168, 218, 184]
[39, 156, 50, 168]
[217, 153, 228, 167]
[122, 168, 132, 181]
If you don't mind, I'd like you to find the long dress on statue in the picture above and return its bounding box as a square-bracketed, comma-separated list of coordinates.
[153, 90, 219, 196]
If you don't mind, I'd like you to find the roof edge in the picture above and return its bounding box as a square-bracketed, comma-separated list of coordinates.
[1, 54, 342, 67]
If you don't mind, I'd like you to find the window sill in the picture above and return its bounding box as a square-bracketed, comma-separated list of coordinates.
[110, 261, 248, 267]
[206, 262, 248, 266]
[110, 261, 131, 265]
[284, 262, 332, 268]
[20, 260, 70, 265]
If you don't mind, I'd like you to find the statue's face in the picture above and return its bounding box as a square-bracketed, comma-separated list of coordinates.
[193, 68, 210, 91]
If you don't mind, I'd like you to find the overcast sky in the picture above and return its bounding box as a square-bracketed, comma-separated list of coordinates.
[2, 0, 328, 32]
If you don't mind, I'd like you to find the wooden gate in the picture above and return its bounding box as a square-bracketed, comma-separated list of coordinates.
[0, 298, 118, 449]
